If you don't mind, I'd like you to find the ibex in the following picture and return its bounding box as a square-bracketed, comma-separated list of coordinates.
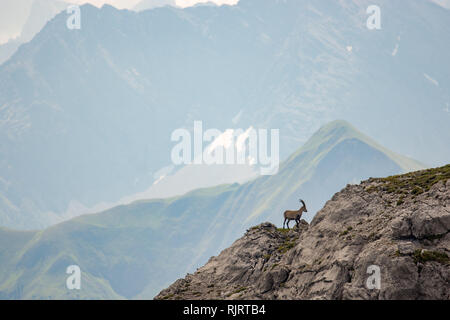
[283, 199, 307, 229]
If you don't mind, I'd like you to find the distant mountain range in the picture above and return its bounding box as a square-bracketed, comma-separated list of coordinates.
[0, 120, 424, 299]
[0, 0, 449, 231]
[0, 0, 219, 64]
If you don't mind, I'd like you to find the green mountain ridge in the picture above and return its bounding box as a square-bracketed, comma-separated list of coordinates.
[287, 120, 424, 173]
[0, 121, 425, 299]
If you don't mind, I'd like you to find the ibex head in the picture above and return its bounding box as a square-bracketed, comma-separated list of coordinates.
[299, 199, 307, 212]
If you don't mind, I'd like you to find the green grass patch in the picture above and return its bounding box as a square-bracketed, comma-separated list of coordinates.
[365, 186, 378, 193]
[413, 250, 449, 265]
[161, 293, 175, 300]
[365, 165, 450, 195]
[276, 228, 290, 234]
[340, 226, 353, 237]
[277, 240, 296, 254]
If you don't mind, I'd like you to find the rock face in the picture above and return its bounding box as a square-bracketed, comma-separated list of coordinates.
[156, 166, 450, 300]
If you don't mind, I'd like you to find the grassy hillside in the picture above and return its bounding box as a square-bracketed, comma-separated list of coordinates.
[0, 121, 425, 299]
[0, 185, 241, 299]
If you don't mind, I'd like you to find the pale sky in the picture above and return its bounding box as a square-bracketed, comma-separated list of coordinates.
[431, 0, 450, 9]
[67, 0, 239, 9]
[176, 0, 239, 8]
[67, 0, 450, 10]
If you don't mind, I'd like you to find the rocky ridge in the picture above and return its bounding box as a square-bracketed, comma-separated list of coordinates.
[156, 165, 450, 300]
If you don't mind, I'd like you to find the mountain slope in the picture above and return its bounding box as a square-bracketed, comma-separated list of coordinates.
[156, 165, 450, 300]
[0, 0, 69, 65]
[1, 0, 449, 230]
[0, 121, 424, 299]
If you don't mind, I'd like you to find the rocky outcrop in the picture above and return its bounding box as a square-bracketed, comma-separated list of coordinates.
[156, 165, 450, 300]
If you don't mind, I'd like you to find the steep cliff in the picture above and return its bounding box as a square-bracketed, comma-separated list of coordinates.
[156, 165, 450, 300]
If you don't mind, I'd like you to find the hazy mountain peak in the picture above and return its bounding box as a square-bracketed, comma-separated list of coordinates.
[285, 120, 424, 176]
[302, 119, 360, 147]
